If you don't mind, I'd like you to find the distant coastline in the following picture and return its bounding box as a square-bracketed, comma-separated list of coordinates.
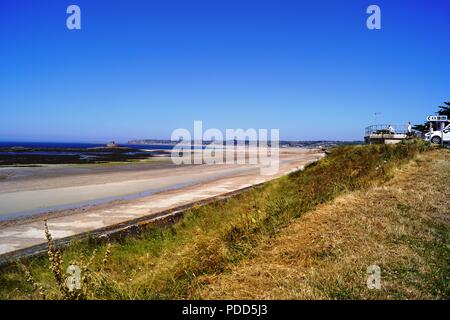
[0, 140, 363, 166]
[128, 139, 363, 148]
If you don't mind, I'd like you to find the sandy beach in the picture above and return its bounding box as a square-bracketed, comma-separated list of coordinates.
[0, 147, 324, 256]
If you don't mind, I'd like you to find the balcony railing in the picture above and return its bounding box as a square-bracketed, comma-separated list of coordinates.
[365, 124, 408, 136]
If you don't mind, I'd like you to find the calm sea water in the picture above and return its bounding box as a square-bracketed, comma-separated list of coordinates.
[0, 142, 174, 150]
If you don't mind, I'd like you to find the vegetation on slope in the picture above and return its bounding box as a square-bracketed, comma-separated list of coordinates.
[1, 141, 447, 299]
[200, 149, 450, 299]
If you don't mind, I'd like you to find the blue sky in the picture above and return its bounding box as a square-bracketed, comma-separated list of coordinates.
[0, 0, 449, 142]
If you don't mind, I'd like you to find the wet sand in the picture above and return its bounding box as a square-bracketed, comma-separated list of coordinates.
[0, 148, 324, 256]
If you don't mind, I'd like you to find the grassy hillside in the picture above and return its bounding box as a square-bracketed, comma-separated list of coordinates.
[200, 149, 450, 299]
[1, 141, 448, 299]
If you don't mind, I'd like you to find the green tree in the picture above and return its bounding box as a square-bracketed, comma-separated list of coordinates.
[413, 101, 449, 133]
[437, 101, 450, 117]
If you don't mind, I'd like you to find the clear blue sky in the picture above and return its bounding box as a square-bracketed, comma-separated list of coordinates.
[0, 0, 449, 142]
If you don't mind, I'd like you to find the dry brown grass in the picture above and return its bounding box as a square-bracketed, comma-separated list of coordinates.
[2, 143, 446, 300]
[197, 149, 450, 299]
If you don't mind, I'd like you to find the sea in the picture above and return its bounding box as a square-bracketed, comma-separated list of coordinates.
[0, 141, 174, 150]
[0, 141, 175, 157]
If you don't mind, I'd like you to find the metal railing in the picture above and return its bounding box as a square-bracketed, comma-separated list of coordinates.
[365, 124, 408, 136]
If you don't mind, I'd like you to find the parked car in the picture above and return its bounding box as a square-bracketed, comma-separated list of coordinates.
[424, 124, 450, 144]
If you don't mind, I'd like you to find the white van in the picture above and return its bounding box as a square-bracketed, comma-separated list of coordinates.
[424, 124, 450, 144]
